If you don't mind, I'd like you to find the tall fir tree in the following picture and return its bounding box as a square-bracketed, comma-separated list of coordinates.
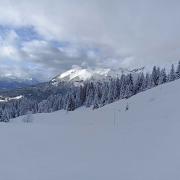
[151, 66, 160, 86]
[159, 68, 167, 84]
[176, 61, 180, 79]
[125, 74, 134, 98]
[169, 64, 176, 81]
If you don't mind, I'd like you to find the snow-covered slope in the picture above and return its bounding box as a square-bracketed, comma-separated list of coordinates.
[2, 79, 180, 180]
[51, 66, 144, 84]
[0, 95, 23, 102]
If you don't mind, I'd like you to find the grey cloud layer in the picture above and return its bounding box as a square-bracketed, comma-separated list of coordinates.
[0, 0, 179, 79]
[0, 31, 123, 80]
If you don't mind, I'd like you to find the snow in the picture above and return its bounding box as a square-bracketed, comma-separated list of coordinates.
[52, 67, 111, 82]
[10, 95, 23, 100]
[59, 68, 92, 81]
[51, 66, 144, 83]
[0, 95, 23, 102]
[1, 79, 180, 179]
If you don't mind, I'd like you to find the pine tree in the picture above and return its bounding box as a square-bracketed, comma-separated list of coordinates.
[151, 66, 160, 86]
[1, 109, 9, 122]
[66, 94, 75, 111]
[144, 73, 151, 89]
[79, 85, 86, 105]
[100, 82, 109, 106]
[85, 82, 95, 107]
[159, 68, 167, 84]
[119, 74, 126, 99]
[93, 82, 102, 109]
[125, 74, 134, 98]
[107, 79, 115, 103]
[169, 64, 176, 81]
[114, 77, 121, 99]
[134, 73, 145, 94]
[176, 61, 180, 79]
[38, 100, 48, 113]
[93, 96, 99, 109]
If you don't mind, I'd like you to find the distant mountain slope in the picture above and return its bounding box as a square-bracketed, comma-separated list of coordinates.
[51, 66, 144, 85]
[0, 77, 39, 90]
[8, 78, 180, 180]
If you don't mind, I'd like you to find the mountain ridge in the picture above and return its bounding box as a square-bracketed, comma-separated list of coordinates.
[0, 77, 39, 90]
[51, 66, 145, 85]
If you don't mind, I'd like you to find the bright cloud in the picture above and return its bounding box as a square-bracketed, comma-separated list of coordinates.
[0, 0, 179, 80]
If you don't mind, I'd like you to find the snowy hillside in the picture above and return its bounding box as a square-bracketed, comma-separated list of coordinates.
[51, 66, 144, 84]
[1, 78, 180, 180]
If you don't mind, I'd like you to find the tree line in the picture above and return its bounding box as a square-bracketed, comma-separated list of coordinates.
[0, 61, 180, 122]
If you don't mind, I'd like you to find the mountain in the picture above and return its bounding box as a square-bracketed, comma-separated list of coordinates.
[7, 78, 180, 180]
[51, 66, 144, 85]
[0, 63, 174, 119]
[0, 76, 39, 90]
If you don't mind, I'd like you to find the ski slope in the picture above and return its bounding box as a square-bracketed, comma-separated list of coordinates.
[2, 79, 180, 180]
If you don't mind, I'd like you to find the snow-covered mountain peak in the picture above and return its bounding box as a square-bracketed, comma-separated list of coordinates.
[58, 67, 92, 81]
[51, 66, 144, 85]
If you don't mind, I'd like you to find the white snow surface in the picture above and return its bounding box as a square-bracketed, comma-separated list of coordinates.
[2, 79, 180, 180]
[0, 95, 23, 102]
[51, 66, 144, 84]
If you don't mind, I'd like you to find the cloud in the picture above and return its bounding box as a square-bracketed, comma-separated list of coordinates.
[0, 30, 124, 80]
[0, 0, 179, 80]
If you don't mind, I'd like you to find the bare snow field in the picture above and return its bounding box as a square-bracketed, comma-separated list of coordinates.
[1, 79, 180, 180]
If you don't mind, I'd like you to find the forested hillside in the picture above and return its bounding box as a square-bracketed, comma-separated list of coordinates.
[0, 62, 179, 122]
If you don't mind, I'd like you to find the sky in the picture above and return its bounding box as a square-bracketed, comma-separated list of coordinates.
[0, 0, 179, 81]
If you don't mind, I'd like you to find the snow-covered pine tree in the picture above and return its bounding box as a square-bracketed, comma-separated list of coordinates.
[114, 77, 121, 100]
[159, 68, 167, 84]
[85, 82, 95, 107]
[151, 66, 160, 86]
[107, 78, 116, 104]
[134, 73, 145, 94]
[119, 74, 126, 99]
[79, 85, 87, 106]
[1, 109, 10, 122]
[144, 73, 151, 89]
[38, 100, 49, 113]
[169, 64, 176, 81]
[66, 93, 76, 111]
[93, 82, 103, 109]
[176, 61, 180, 79]
[125, 74, 134, 98]
[100, 82, 109, 106]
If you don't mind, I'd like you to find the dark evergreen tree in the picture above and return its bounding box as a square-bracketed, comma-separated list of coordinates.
[169, 64, 176, 81]
[159, 68, 167, 84]
[100, 82, 109, 106]
[66, 93, 75, 111]
[107, 79, 115, 103]
[134, 73, 145, 94]
[151, 66, 160, 86]
[144, 73, 151, 89]
[119, 74, 126, 99]
[176, 61, 180, 79]
[85, 82, 95, 107]
[125, 74, 134, 98]
[114, 77, 121, 99]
